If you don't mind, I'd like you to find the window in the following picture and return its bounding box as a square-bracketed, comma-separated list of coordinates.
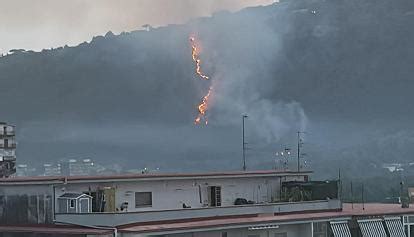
[222, 232, 227, 237]
[274, 233, 287, 237]
[135, 192, 152, 207]
[313, 222, 327, 237]
[70, 199, 76, 208]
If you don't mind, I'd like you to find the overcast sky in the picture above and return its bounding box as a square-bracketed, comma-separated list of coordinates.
[0, 0, 275, 54]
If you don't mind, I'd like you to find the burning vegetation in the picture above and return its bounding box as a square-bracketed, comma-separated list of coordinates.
[190, 36, 213, 125]
[190, 37, 209, 80]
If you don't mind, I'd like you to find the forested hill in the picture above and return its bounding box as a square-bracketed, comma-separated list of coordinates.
[1, 0, 414, 176]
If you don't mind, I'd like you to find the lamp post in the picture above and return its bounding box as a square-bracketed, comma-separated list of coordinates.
[242, 115, 248, 171]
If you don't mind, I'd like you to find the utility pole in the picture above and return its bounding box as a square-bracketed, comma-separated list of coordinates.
[242, 115, 248, 171]
[297, 131, 305, 172]
[362, 183, 365, 210]
[351, 181, 354, 209]
[338, 168, 342, 201]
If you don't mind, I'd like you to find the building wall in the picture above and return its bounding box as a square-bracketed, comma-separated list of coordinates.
[55, 199, 341, 227]
[54, 176, 306, 212]
[0, 174, 307, 225]
[121, 223, 313, 237]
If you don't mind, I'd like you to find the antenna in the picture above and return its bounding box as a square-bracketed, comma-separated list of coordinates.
[242, 115, 248, 171]
[297, 131, 305, 172]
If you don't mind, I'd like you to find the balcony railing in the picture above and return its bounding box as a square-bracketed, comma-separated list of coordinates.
[0, 156, 16, 161]
[0, 131, 15, 136]
[55, 199, 342, 227]
[0, 144, 17, 149]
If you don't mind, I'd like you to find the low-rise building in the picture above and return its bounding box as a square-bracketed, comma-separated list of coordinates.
[0, 170, 414, 237]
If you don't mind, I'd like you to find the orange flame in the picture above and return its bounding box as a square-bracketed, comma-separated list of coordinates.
[190, 37, 209, 80]
[190, 36, 213, 125]
[194, 86, 213, 125]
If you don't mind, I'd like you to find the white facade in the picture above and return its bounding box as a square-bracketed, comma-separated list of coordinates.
[54, 173, 307, 213]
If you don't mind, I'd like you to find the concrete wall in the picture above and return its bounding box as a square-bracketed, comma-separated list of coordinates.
[55, 199, 341, 226]
[120, 223, 313, 237]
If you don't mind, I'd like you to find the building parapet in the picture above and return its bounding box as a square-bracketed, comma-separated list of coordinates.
[55, 199, 341, 227]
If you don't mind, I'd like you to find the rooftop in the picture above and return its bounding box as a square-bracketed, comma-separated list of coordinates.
[0, 170, 311, 185]
[118, 203, 414, 234]
[59, 193, 91, 199]
[1, 203, 411, 235]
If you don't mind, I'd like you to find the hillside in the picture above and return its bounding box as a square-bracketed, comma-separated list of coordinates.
[1, 0, 414, 177]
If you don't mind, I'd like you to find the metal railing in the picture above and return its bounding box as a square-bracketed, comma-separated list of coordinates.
[0, 144, 17, 149]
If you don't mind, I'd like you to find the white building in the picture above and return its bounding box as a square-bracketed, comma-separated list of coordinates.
[1, 170, 414, 237]
[60, 158, 96, 176]
[43, 163, 61, 176]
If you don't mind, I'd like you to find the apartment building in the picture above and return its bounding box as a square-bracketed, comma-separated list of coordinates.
[0, 122, 16, 177]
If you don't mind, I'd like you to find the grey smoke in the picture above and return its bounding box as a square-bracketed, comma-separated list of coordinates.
[1, 0, 414, 179]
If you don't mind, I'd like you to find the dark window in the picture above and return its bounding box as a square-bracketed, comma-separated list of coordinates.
[209, 186, 221, 207]
[70, 199, 76, 208]
[222, 232, 227, 237]
[135, 192, 152, 207]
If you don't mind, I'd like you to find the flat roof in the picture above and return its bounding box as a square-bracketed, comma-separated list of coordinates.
[0, 170, 311, 185]
[0, 224, 113, 235]
[119, 203, 414, 234]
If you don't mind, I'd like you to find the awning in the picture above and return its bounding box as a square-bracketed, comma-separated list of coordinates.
[357, 219, 387, 237]
[330, 220, 351, 237]
[385, 217, 406, 237]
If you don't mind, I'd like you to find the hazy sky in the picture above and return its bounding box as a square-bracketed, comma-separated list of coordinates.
[0, 0, 274, 54]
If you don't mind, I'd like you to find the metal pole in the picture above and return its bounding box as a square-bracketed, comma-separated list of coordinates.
[311, 222, 314, 237]
[297, 131, 300, 172]
[242, 115, 248, 171]
[362, 183, 365, 210]
[339, 168, 342, 201]
[351, 181, 354, 209]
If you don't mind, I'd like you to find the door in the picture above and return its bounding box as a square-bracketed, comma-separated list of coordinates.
[104, 188, 116, 212]
[79, 198, 90, 213]
[209, 186, 221, 207]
